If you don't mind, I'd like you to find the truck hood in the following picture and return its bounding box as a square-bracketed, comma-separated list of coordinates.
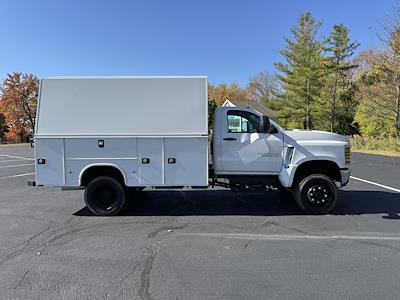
[283, 130, 348, 144]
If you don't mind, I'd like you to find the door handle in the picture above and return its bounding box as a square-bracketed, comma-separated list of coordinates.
[223, 137, 237, 141]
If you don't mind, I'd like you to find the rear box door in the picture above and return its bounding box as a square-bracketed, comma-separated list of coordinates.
[35, 138, 64, 186]
[164, 137, 208, 186]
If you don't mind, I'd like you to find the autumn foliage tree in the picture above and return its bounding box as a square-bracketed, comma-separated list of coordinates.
[0, 73, 39, 142]
[247, 71, 281, 103]
[351, 7, 400, 139]
[208, 82, 248, 106]
[354, 49, 400, 138]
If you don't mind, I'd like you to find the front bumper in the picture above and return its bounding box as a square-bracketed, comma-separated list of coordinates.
[340, 168, 351, 187]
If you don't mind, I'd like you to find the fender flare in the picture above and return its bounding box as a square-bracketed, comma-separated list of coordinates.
[78, 163, 127, 186]
[280, 158, 341, 188]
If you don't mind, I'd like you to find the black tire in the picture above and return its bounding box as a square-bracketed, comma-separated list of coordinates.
[294, 174, 338, 214]
[84, 176, 127, 216]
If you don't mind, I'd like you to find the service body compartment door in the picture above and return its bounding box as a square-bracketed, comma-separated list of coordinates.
[35, 138, 64, 186]
[138, 139, 163, 185]
[64, 138, 139, 186]
[164, 137, 208, 186]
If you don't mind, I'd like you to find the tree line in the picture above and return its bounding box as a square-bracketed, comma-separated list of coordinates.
[1, 10, 400, 144]
[208, 10, 400, 142]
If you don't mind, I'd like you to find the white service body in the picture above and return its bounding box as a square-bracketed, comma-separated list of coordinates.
[35, 77, 209, 187]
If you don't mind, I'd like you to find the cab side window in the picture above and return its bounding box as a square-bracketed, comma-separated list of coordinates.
[227, 110, 260, 133]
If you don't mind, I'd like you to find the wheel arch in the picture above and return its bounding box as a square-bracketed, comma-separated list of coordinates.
[292, 159, 341, 188]
[79, 163, 127, 187]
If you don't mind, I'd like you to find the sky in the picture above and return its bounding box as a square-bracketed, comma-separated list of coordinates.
[0, 0, 398, 86]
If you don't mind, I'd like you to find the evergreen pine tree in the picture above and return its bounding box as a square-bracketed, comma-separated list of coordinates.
[275, 12, 326, 129]
[326, 24, 359, 133]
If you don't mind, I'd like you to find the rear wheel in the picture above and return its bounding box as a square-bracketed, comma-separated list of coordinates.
[84, 176, 127, 216]
[294, 174, 338, 214]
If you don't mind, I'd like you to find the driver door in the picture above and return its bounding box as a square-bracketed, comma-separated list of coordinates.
[220, 109, 283, 173]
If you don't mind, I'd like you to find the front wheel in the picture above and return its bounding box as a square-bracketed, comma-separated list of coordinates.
[84, 176, 127, 216]
[294, 174, 338, 214]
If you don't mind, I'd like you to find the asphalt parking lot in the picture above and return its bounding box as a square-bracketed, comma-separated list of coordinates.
[0, 145, 399, 299]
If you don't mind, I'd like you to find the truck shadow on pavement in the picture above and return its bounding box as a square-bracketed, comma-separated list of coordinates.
[74, 190, 400, 218]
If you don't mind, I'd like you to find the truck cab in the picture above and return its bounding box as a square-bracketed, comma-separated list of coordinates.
[211, 106, 351, 214]
[213, 107, 284, 175]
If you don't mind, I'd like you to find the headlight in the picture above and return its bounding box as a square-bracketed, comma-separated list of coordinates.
[345, 146, 351, 164]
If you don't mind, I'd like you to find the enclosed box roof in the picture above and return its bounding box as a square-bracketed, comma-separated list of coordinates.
[36, 76, 208, 136]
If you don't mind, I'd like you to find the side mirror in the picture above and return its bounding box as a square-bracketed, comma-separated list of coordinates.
[260, 116, 270, 133]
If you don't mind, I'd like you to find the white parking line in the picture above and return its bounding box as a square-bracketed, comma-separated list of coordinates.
[350, 176, 400, 193]
[0, 154, 33, 160]
[0, 158, 34, 163]
[179, 232, 400, 241]
[0, 172, 35, 180]
[0, 163, 34, 169]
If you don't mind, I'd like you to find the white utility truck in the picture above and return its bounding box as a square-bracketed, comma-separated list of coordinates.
[32, 76, 351, 215]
